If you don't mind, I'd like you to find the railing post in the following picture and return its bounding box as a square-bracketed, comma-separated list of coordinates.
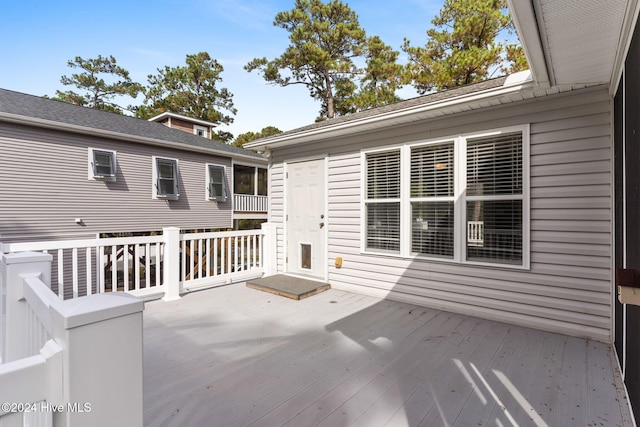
[261, 222, 277, 277]
[50, 292, 144, 427]
[162, 227, 181, 301]
[1, 251, 52, 363]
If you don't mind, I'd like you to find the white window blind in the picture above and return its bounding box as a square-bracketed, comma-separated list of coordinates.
[367, 151, 400, 199]
[466, 132, 523, 264]
[411, 142, 454, 197]
[365, 150, 401, 252]
[410, 142, 455, 258]
[467, 132, 522, 196]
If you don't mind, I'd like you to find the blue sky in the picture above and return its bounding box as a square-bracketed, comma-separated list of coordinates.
[0, 1, 444, 136]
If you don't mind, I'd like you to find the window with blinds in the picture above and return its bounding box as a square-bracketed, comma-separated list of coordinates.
[410, 142, 455, 258]
[361, 126, 527, 268]
[365, 150, 401, 252]
[466, 132, 523, 264]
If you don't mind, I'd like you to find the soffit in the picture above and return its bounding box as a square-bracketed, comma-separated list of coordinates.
[537, 0, 628, 85]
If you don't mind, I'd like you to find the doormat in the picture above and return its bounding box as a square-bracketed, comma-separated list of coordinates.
[246, 275, 330, 300]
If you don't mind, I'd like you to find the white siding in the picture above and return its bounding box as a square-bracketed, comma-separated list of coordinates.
[270, 86, 614, 341]
[0, 122, 233, 242]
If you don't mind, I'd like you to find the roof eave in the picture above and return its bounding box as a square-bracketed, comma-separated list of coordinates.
[506, 0, 552, 87]
[0, 111, 265, 163]
[147, 111, 218, 128]
[246, 72, 535, 150]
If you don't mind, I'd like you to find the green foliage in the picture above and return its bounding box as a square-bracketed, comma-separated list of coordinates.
[402, 0, 527, 94]
[232, 126, 282, 148]
[139, 52, 237, 142]
[52, 55, 143, 114]
[245, 0, 403, 120]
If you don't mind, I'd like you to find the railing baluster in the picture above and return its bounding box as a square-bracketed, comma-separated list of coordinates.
[156, 243, 162, 287]
[111, 246, 117, 293]
[180, 240, 186, 283]
[198, 238, 203, 279]
[99, 245, 105, 293]
[206, 238, 211, 278]
[86, 247, 93, 295]
[72, 247, 79, 299]
[123, 244, 130, 292]
[134, 244, 141, 291]
[145, 243, 151, 289]
[214, 238, 218, 276]
[57, 249, 64, 299]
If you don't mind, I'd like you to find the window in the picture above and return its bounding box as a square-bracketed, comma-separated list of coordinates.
[88, 148, 116, 181]
[466, 133, 523, 264]
[194, 125, 208, 138]
[207, 164, 227, 201]
[410, 142, 455, 258]
[362, 126, 528, 268]
[234, 165, 268, 196]
[365, 150, 401, 252]
[153, 157, 179, 199]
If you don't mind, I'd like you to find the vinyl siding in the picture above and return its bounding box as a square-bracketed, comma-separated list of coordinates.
[0, 122, 233, 242]
[269, 85, 613, 341]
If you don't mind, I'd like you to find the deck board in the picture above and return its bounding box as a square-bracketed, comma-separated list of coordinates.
[143, 284, 633, 426]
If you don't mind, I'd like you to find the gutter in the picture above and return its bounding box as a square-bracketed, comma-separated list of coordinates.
[246, 71, 535, 149]
[0, 111, 265, 163]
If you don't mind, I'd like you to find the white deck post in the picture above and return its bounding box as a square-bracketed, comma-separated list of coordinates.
[261, 222, 277, 277]
[162, 227, 181, 301]
[1, 251, 52, 363]
[50, 292, 144, 427]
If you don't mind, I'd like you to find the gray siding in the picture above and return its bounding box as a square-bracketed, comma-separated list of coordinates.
[0, 122, 233, 242]
[269, 86, 614, 341]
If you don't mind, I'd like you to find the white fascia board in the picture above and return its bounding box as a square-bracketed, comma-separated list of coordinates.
[610, 0, 640, 95]
[0, 112, 265, 163]
[247, 73, 535, 150]
[506, 0, 552, 87]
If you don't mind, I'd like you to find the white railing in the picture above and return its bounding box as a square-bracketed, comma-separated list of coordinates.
[180, 229, 264, 291]
[0, 252, 144, 426]
[234, 194, 268, 212]
[1, 224, 277, 302]
[3, 234, 165, 300]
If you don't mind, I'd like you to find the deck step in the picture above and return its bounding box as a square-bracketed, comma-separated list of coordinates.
[246, 275, 330, 300]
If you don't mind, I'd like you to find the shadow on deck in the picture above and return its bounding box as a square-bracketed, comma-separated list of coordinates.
[142, 284, 632, 426]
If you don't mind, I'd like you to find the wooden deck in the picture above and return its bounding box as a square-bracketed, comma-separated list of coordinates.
[143, 284, 633, 426]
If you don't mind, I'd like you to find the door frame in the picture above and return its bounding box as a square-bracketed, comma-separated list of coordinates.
[283, 155, 329, 282]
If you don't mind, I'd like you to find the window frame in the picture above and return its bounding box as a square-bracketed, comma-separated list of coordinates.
[206, 164, 227, 201]
[360, 124, 530, 269]
[88, 148, 116, 182]
[194, 125, 208, 138]
[152, 156, 180, 200]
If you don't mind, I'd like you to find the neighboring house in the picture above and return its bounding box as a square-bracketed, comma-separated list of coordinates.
[246, 0, 640, 421]
[0, 89, 267, 243]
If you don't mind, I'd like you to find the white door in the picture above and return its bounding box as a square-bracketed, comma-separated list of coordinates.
[286, 159, 326, 279]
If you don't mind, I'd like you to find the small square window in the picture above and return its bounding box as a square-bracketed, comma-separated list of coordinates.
[194, 125, 208, 138]
[207, 164, 227, 201]
[88, 148, 116, 181]
[153, 157, 179, 199]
